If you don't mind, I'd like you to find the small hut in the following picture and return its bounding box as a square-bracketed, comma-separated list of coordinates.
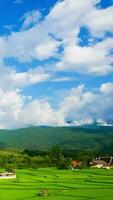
[0, 172, 16, 179]
[90, 156, 113, 169]
[90, 160, 107, 168]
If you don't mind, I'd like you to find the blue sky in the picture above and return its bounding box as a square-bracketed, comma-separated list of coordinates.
[0, 0, 113, 129]
[0, 0, 57, 33]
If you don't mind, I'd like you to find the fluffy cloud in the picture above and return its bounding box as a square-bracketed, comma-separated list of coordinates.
[85, 6, 113, 37]
[100, 82, 113, 94]
[0, 88, 65, 129]
[47, 0, 113, 75]
[59, 83, 113, 123]
[35, 39, 60, 60]
[18, 99, 65, 127]
[0, 0, 113, 128]
[56, 38, 113, 75]
[0, 83, 113, 129]
[0, 89, 23, 129]
[46, 0, 99, 40]
[2, 24, 60, 62]
[0, 0, 113, 75]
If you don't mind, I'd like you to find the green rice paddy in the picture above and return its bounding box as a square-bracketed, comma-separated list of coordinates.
[0, 168, 113, 200]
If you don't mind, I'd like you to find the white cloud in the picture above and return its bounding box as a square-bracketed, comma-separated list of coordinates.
[70, 118, 93, 126]
[0, 0, 112, 75]
[0, 89, 23, 129]
[59, 83, 113, 123]
[0, 83, 113, 129]
[0, 66, 50, 90]
[18, 99, 65, 127]
[0, 0, 113, 128]
[100, 82, 113, 94]
[52, 76, 74, 82]
[0, 88, 65, 129]
[46, 0, 99, 40]
[21, 10, 41, 30]
[59, 85, 97, 120]
[35, 40, 60, 60]
[56, 38, 113, 75]
[10, 67, 50, 88]
[97, 119, 113, 126]
[84, 6, 113, 37]
[3, 24, 60, 62]
[48, 0, 113, 38]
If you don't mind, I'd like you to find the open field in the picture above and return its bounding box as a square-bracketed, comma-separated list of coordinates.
[0, 168, 113, 200]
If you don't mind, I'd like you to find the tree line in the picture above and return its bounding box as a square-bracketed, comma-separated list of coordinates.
[0, 146, 112, 170]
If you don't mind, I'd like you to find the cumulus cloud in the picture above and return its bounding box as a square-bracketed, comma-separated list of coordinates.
[46, 0, 99, 40]
[59, 83, 113, 123]
[0, 83, 113, 129]
[35, 39, 60, 60]
[0, 0, 113, 128]
[0, 88, 65, 129]
[2, 24, 60, 62]
[18, 99, 65, 127]
[85, 6, 113, 37]
[56, 38, 113, 75]
[0, 89, 23, 129]
[0, 0, 113, 75]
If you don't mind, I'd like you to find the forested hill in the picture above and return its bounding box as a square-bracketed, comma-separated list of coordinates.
[0, 126, 113, 152]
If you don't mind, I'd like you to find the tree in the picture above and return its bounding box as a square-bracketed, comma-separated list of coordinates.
[50, 146, 63, 167]
[50, 146, 71, 169]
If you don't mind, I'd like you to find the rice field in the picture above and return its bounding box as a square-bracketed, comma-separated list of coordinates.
[0, 168, 113, 200]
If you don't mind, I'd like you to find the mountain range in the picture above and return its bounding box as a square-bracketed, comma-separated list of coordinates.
[0, 125, 113, 153]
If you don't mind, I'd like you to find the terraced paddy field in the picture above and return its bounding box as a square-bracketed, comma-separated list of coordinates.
[0, 168, 113, 200]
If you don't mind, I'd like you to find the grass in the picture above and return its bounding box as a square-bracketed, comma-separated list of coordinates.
[0, 168, 113, 200]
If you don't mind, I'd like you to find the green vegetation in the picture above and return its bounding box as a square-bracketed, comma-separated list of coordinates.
[0, 126, 113, 153]
[0, 168, 113, 200]
[0, 125, 113, 170]
[0, 126, 113, 199]
[0, 146, 111, 170]
[0, 150, 51, 169]
[50, 146, 72, 169]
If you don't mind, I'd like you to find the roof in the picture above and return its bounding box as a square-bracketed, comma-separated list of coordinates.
[90, 160, 107, 166]
[0, 172, 14, 176]
[94, 157, 113, 166]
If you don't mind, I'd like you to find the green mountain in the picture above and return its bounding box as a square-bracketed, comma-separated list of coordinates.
[0, 126, 113, 152]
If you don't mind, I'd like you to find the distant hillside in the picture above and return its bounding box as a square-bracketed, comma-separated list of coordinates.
[0, 126, 113, 152]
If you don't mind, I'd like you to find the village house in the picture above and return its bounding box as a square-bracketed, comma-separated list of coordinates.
[71, 160, 82, 169]
[90, 157, 113, 169]
[0, 172, 16, 179]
